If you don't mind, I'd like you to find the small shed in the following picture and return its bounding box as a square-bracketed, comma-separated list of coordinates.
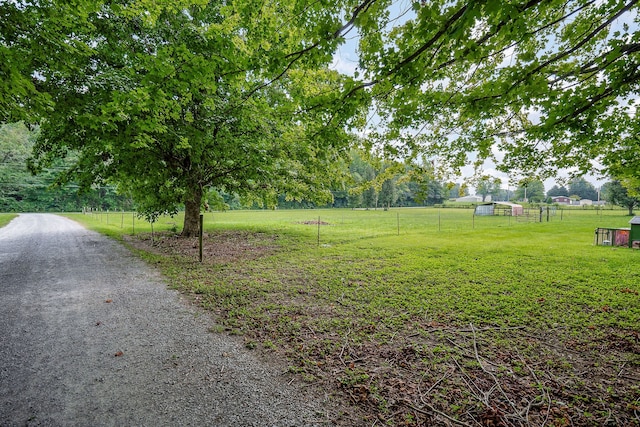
[629, 216, 640, 249]
[474, 202, 523, 216]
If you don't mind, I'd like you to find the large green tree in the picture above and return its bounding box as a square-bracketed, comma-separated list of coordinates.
[602, 180, 639, 215]
[22, 1, 363, 236]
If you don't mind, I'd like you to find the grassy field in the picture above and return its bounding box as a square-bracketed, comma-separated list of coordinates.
[65, 208, 639, 426]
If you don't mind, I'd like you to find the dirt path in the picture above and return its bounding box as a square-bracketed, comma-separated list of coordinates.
[0, 214, 325, 426]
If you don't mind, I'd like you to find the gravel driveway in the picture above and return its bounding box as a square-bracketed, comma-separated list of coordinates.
[0, 214, 325, 426]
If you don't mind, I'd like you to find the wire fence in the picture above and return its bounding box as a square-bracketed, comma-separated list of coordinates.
[81, 205, 632, 244]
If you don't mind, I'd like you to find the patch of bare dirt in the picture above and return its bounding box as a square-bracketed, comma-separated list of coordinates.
[124, 230, 280, 264]
[298, 220, 331, 225]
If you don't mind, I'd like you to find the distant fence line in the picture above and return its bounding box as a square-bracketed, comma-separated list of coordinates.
[81, 205, 629, 239]
[77, 206, 632, 261]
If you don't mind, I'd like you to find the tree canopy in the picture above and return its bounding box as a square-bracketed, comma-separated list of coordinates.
[475, 176, 502, 202]
[344, 0, 639, 183]
[568, 177, 598, 201]
[3, 0, 640, 230]
[513, 179, 545, 203]
[547, 185, 569, 198]
[602, 180, 639, 215]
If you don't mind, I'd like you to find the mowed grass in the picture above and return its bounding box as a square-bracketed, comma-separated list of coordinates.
[0, 213, 17, 228]
[65, 207, 640, 426]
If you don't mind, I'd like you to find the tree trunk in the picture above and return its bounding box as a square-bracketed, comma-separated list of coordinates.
[182, 189, 203, 238]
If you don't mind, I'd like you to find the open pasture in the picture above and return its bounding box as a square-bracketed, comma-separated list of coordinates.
[67, 207, 640, 426]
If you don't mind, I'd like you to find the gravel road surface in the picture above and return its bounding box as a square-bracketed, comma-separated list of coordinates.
[0, 214, 325, 426]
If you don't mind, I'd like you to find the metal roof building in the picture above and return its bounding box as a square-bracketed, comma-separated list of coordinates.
[474, 202, 523, 216]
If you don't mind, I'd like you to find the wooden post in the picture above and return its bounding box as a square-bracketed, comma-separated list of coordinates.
[199, 214, 204, 262]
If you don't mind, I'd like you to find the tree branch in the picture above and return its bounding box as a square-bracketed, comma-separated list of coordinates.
[239, 0, 378, 106]
[389, 3, 469, 75]
[554, 68, 640, 126]
[511, 0, 639, 90]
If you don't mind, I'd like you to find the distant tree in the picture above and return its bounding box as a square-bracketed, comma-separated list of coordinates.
[361, 167, 377, 209]
[568, 177, 598, 201]
[395, 180, 413, 207]
[348, 150, 379, 209]
[491, 188, 508, 202]
[347, 190, 363, 209]
[400, 161, 444, 206]
[378, 179, 397, 209]
[602, 180, 639, 216]
[514, 179, 545, 203]
[330, 190, 349, 208]
[475, 176, 501, 202]
[0, 123, 35, 210]
[547, 185, 569, 198]
[448, 183, 468, 199]
[0, 122, 128, 212]
[424, 180, 445, 205]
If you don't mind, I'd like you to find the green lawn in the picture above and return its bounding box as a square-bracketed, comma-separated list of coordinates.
[0, 213, 17, 228]
[66, 207, 640, 426]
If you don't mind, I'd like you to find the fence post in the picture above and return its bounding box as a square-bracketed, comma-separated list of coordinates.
[199, 214, 204, 262]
